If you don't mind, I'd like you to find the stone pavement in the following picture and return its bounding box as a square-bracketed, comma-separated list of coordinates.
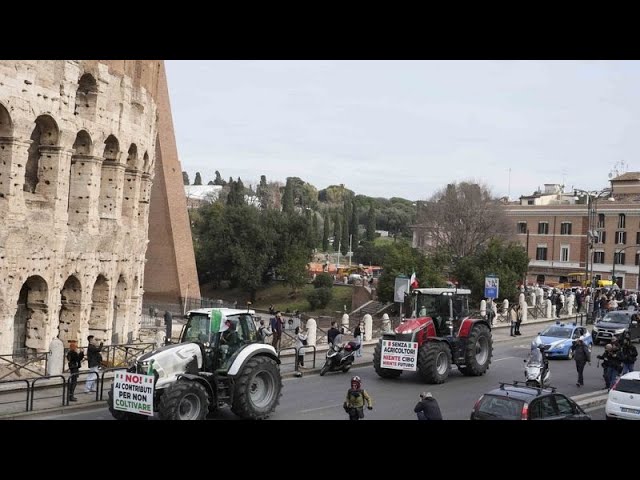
[0, 313, 595, 419]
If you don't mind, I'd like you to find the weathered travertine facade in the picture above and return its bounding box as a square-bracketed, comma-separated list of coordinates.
[0, 60, 162, 354]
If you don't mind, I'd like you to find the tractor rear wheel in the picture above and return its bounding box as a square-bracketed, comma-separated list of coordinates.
[417, 342, 451, 384]
[458, 324, 493, 376]
[373, 339, 403, 379]
[231, 355, 282, 420]
[107, 385, 149, 421]
[157, 380, 209, 420]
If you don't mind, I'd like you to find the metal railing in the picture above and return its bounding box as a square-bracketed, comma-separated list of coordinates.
[0, 349, 49, 380]
[62, 342, 156, 373]
[0, 379, 30, 412]
[31, 375, 66, 411]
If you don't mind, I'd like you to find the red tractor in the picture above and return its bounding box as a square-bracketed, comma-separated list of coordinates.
[373, 288, 492, 384]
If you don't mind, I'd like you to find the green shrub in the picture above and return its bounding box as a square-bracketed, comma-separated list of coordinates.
[313, 272, 334, 289]
[306, 287, 333, 310]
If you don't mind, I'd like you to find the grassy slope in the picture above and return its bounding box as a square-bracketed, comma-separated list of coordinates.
[200, 281, 352, 316]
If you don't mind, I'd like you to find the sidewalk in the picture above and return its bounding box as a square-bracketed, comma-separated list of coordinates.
[0, 313, 591, 419]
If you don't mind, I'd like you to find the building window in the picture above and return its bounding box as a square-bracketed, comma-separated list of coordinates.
[614, 252, 626, 265]
[560, 246, 569, 262]
[536, 247, 548, 261]
[595, 231, 606, 244]
[635, 253, 639, 266]
[527, 200, 534, 205]
[517, 222, 527, 234]
[560, 222, 572, 235]
[616, 231, 627, 245]
[636, 232, 640, 245]
[598, 214, 605, 228]
[538, 222, 549, 235]
[618, 214, 626, 229]
[593, 251, 605, 264]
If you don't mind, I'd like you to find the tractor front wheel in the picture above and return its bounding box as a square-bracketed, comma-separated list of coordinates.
[157, 380, 209, 420]
[417, 341, 451, 384]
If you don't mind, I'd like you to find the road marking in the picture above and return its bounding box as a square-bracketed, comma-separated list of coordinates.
[493, 356, 518, 362]
[300, 403, 342, 413]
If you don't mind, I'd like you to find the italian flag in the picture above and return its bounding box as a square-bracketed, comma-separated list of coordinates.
[209, 309, 229, 333]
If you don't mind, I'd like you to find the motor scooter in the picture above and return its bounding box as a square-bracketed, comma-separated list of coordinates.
[524, 345, 551, 388]
[320, 341, 360, 376]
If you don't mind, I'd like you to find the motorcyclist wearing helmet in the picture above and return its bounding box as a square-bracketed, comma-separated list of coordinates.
[343, 376, 373, 420]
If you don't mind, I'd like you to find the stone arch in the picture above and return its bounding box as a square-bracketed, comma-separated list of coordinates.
[24, 115, 59, 193]
[126, 143, 138, 170]
[0, 102, 13, 137]
[72, 130, 92, 155]
[75, 73, 98, 118]
[58, 275, 82, 344]
[14, 275, 48, 355]
[142, 151, 150, 173]
[99, 135, 121, 218]
[112, 274, 129, 344]
[103, 135, 119, 162]
[89, 275, 109, 342]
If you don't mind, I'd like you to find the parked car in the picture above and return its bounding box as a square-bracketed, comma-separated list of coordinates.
[592, 311, 640, 345]
[532, 322, 592, 359]
[470, 382, 590, 420]
[605, 371, 640, 420]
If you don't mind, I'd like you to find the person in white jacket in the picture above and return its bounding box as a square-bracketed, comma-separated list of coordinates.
[295, 326, 308, 368]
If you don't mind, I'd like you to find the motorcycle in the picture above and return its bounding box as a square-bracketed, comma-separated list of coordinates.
[524, 345, 551, 388]
[320, 341, 360, 376]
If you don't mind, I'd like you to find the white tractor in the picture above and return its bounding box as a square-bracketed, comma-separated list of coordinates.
[108, 308, 282, 420]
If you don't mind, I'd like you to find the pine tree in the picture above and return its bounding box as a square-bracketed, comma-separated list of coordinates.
[213, 170, 225, 186]
[366, 203, 376, 241]
[341, 200, 350, 256]
[182, 171, 190, 185]
[194, 172, 202, 185]
[333, 211, 341, 250]
[282, 177, 295, 214]
[350, 198, 359, 248]
[322, 213, 330, 252]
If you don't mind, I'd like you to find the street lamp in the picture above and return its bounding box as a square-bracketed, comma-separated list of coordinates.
[573, 187, 615, 288]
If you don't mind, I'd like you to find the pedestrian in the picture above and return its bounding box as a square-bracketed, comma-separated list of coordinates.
[509, 304, 518, 336]
[66, 339, 84, 402]
[487, 299, 496, 327]
[414, 391, 443, 420]
[353, 321, 364, 357]
[163, 310, 173, 345]
[327, 321, 340, 345]
[294, 326, 308, 368]
[343, 375, 373, 420]
[514, 303, 523, 335]
[270, 311, 284, 351]
[597, 344, 622, 390]
[621, 333, 638, 374]
[570, 336, 591, 387]
[257, 319, 272, 343]
[84, 335, 103, 394]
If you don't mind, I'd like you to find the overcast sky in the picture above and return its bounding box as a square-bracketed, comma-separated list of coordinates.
[165, 60, 640, 201]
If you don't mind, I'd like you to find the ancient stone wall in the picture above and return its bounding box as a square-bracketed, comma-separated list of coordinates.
[0, 60, 160, 354]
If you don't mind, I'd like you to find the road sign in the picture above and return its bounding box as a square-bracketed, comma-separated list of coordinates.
[484, 275, 499, 299]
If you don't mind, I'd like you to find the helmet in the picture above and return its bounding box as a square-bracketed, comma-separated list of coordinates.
[351, 376, 361, 389]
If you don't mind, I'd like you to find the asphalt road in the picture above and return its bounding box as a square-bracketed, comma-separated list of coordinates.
[24, 338, 614, 420]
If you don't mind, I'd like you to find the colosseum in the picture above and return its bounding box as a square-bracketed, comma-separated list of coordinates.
[0, 60, 169, 356]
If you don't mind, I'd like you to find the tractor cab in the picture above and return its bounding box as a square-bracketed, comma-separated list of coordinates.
[181, 308, 258, 371]
[411, 288, 471, 336]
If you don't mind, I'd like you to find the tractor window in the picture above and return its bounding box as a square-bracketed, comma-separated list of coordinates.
[415, 295, 450, 318]
[238, 314, 257, 342]
[183, 314, 211, 343]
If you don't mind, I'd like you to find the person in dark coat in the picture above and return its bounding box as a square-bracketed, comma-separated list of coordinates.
[414, 392, 443, 420]
[621, 334, 638, 375]
[570, 336, 591, 387]
[327, 321, 341, 345]
[66, 339, 84, 402]
[84, 335, 103, 393]
[597, 344, 622, 390]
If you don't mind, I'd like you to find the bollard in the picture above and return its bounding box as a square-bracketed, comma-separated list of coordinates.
[341, 313, 350, 330]
[519, 298, 528, 323]
[502, 299, 509, 317]
[306, 318, 317, 346]
[47, 337, 64, 376]
[363, 314, 373, 341]
[155, 330, 165, 349]
[381, 313, 392, 333]
[480, 299, 487, 318]
[529, 292, 536, 307]
[545, 299, 553, 319]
